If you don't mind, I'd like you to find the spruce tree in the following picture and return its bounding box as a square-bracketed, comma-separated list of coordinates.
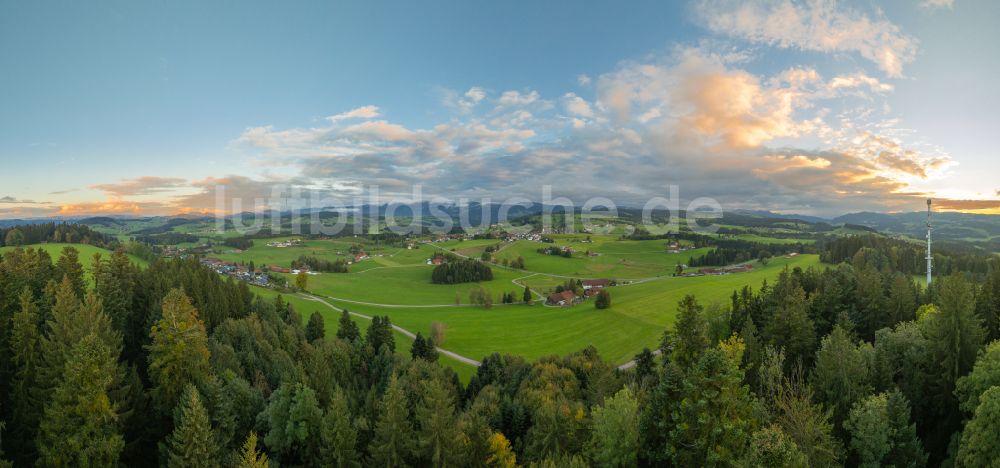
[55, 247, 86, 299]
[320, 388, 360, 468]
[673, 294, 707, 368]
[369, 375, 416, 466]
[416, 378, 461, 466]
[236, 431, 269, 468]
[920, 273, 986, 454]
[8, 287, 42, 462]
[147, 288, 211, 415]
[35, 334, 124, 467]
[523, 284, 532, 303]
[411, 333, 428, 360]
[164, 385, 218, 468]
[812, 325, 873, 427]
[35, 278, 122, 408]
[336, 310, 360, 341]
[305, 311, 325, 341]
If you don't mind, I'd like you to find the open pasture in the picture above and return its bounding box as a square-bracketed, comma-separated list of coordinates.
[292, 264, 544, 306]
[316, 254, 822, 366]
[490, 238, 713, 279]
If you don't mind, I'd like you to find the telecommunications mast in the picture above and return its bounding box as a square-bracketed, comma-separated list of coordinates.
[926, 199, 933, 286]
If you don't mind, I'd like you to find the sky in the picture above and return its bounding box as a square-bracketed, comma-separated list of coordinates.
[1, 0, 999, 218]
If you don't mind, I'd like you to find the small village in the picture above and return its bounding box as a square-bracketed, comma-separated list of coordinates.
[199, 257, 273, 287]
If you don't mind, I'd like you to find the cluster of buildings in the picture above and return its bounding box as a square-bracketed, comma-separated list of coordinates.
[200, 257, 271, 287]
[665, 242, 694, 254]
[679, 263, 755, 277]
[546, 278, 610, 306]
[266, 239, 303, 248]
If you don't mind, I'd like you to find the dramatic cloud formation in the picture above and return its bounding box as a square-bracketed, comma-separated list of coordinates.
[6, 0, 989, 219]
[694, 0, 919, 77]
[227, 44, 955, 216]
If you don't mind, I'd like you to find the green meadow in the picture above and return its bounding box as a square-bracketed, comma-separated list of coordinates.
[490, 238, 712, 279]
[314, 254, 822, 367]
[0, 243, 149, 284]
[293, 265, 550, 306]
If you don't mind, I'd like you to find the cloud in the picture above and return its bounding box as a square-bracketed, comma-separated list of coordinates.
[595, 49, 817, 149]
[28, 39, 961, 220]
[498, 90, 540, 106]
[225, 46, 957, 217]
[0, 196, 50, 204]
[694, 0, 918, 77]
[577, 74, 592, 86]
[48, 188, 79, 195]
[90, 176, 188, 198]
[562, 93, 594, 117]
[327, 105, 380, 123]
[828, 73, 894, 93]
[55, 200, 173, 217]
[921, 0, 954, 10]
[933, 199, 1000, 212]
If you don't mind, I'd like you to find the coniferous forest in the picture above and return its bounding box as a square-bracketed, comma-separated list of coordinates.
[1, 243, 1000, 467]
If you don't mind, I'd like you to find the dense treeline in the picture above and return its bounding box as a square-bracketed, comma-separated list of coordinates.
[821, 234, 994, 277]
[686, 239, 805, 267]
[222, 237, 254, 250]
[2, 241, 1000, 466]
[431, 258, 494, 284]
[0, 222, 114, 248]
[292, 255, 349, 273]
[133, 232, 199, 246]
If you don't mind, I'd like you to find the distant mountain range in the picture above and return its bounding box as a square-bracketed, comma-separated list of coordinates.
[3, 205, 1000, 244]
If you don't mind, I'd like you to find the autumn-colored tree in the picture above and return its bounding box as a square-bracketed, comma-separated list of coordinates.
[485, 432, 517, 468]
[296, 270, 308, 291]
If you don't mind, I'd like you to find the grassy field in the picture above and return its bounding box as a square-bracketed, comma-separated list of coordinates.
[295, 265, 554, 306]
[317, 254, 822, 366]
[0, 243, 149, 284]
[488, 238, 711, 279]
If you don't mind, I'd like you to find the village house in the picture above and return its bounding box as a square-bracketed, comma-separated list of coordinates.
[581, 278, 610, 290]
[427, 254, 445, 265]
[547, 290, 577, 306]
